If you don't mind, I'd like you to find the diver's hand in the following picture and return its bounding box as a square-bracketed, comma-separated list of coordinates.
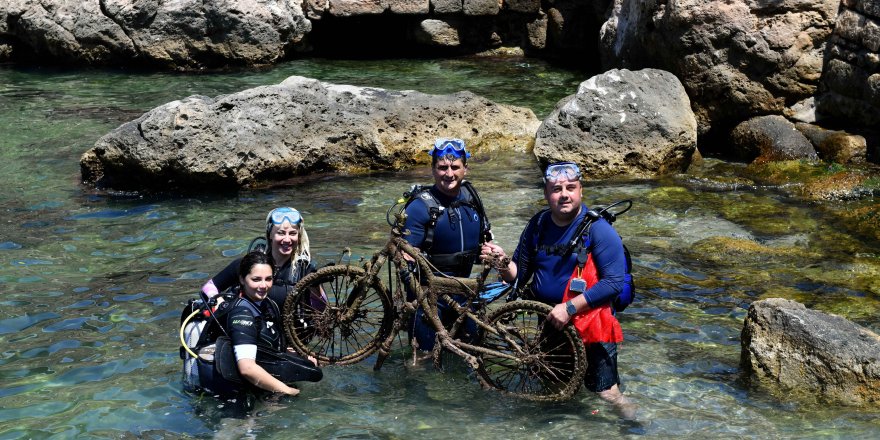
[281, 385, 300, 397]
[480, 243, 506, 261]
[547, 302, 572, 330]
[481, 243, 516, 282]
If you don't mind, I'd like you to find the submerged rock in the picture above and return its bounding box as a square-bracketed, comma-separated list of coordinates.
[741, 298, 880, 406]
[742, 160, 880, 201]
[730, 115, 818, 164]
[687, 236, 817, 266]
[80, 76, 540, 191]
[534, 68, 697, 178]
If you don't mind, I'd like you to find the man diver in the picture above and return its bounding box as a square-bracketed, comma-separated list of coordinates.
[403, 138, 493, 353]
[480, 161, 636, 418]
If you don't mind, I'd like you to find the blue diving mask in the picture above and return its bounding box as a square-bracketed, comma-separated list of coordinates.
[543, 162, 582, 183]
[267, 207, 303, 226]
[428, 138, 471, 159]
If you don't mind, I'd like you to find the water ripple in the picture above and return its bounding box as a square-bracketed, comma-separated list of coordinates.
[0, 312, 61, 334]
[0, 399, 71, 422]
[43, 317, 90, 332]
[53, 359, 149, 386]
[66, 205, 157, 220]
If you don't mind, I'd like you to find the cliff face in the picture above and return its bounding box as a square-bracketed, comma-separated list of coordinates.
[6, 1, 878, 162]
[0, 0, 313, 69]
[598, 0, 841, 139]
[0, 0, 610, 69]
[818, 0, 880, 128]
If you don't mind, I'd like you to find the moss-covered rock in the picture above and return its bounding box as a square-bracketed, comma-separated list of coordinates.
[743, 160, 880, 201]
[717, 193, 818, 236]
[687, 236, 818, 266]
[801, 171, 869, 200]
[833, 201, 880, 243]
[644, 186, 697, 208]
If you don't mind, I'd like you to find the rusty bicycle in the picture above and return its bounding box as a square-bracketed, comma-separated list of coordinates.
[282, 201, 588, 401]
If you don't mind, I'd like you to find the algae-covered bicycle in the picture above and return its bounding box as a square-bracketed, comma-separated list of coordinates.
[282, 202, 587, 401]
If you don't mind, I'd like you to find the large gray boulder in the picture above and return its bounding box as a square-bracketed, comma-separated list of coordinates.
[534, 68, 697, 178]
[741, 298, 880, 405]
[599, 0, 840, 137]
[80, 76, 540, 191]
[0, 0, 311, 68]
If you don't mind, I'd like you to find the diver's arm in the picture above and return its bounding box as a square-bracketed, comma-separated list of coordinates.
[202, 258, 241, 298]
[236, 358, 300, 396]
[201, 279, 220, 298]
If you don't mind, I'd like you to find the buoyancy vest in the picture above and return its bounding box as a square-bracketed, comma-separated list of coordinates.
[180, 294, 283, 358]
[225, 296, 285, 352]
[404, 180, 492, 274]
[220, 296, 322, 384]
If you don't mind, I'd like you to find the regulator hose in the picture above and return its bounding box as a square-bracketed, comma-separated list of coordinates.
[179, 309, 201, 359]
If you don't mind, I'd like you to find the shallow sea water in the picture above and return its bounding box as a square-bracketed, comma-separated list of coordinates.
[1, 58, 879, 439]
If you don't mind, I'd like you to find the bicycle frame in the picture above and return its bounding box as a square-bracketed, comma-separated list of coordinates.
[283, 203, 588, 401]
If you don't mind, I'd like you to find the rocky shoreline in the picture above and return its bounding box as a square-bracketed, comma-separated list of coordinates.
[3, 1, 878, 144]
[80, 68, 880, 204]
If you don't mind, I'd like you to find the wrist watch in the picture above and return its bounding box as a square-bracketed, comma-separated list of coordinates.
[565, 300, 576, 316]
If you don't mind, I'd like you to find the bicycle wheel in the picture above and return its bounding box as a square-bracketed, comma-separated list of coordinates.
[283, 265, 393, 365]
[475, 300, 587, 401]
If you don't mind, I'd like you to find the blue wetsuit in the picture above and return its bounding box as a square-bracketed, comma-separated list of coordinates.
[404, 184, 487, 351]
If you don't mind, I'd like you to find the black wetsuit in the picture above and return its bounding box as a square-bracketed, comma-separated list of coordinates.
[226, 296, 285, 354]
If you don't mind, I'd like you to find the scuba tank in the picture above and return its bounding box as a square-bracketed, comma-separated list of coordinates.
[179, 293, 236, 394]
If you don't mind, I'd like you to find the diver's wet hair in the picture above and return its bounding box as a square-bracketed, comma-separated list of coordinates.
[238, 250, 274, 280]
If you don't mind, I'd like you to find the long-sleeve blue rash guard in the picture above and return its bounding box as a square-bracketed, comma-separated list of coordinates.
[512, 204, 627, 308]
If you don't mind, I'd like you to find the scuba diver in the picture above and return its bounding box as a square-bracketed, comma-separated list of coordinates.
[480, 161, 636, 418]
[201, 207, 324, 309]
[402, 138, 494, 352]
[181, 251, 322, 398]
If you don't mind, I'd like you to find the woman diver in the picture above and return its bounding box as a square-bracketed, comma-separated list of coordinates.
[202, 207, 323, 308]
[181, 250, 322, 399]
[181, 208, 324, 399]
[224, 251, 319, 396]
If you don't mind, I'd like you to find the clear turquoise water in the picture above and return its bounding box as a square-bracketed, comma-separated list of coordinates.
[1, 58, 879, 439]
